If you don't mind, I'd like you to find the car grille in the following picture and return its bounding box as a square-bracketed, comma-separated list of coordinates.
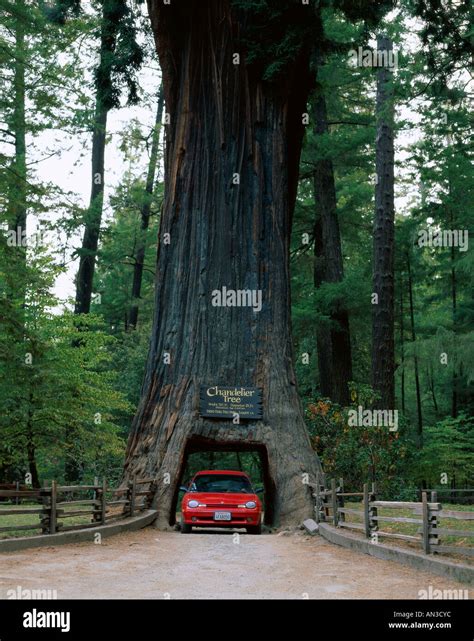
[205, 503, 241, 508]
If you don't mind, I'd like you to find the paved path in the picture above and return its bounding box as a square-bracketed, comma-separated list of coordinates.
[0, 528, 470, 599]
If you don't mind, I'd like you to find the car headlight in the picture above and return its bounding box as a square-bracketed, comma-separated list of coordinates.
[245, 501, 257, 509]
[188, 500, 199, 508]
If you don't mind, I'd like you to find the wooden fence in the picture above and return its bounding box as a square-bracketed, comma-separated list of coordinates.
[314, 475, 474, 558]
[418, 487, 474, 505]
[0, 477, 156, 537]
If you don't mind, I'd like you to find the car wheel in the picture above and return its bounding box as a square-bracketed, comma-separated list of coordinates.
[246, 523, 262, 535]
[181, 521, 192, 534]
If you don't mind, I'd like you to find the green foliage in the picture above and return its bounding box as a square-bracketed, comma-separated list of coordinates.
[95, 0, 144, 109]
[411, 0, 472, 80]
[45, 0, 144, 109]
[305, 393, 413, 497]
[231, 0, 394, 81]
[417, 414, 474, 488]
[0, 247, 131, 484]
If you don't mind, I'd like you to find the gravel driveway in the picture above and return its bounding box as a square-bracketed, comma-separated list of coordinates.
[0, 528, 470, 599]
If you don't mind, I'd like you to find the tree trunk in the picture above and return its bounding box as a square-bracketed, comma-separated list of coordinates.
[128, 83, 164, 329]
[123, 0, 321, 527]
[372, 35, 395, 409]
[74, 1, 113, 315]
[26, 395, 40, 489]
[407, 251, 423, 446]
[428, 363, 438, 415]
[26, 438, 40, 489]
[313, 213, 333, 399]
[5, 0, 27, 314]
[73, 107, 107, 315]
[312, 86, 353, 405]
[68, 1, 115, 481]
[449, 210, 457, 418]
[399, 278, 405, 413]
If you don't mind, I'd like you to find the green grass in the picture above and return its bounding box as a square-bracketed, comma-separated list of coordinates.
[0, 502, 104, 539]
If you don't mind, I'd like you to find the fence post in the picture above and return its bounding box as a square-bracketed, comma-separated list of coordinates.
[338, 477, 345, 523]
[92, 479, 99, 523]
[40, 480, 49, 535]
[100, 478, 107, 525]
[15, 481, 19, 506]
[422, 491, 430, 554]
[49, 480, 57, 535]
[320, 476, 327, 522]
[331, 478, 338, 527]
[430, 490, 438, 552]
[129, 478, 136, 517]
[369, 482, 378, 540]
[320, 474, 327, 521]
[363, 483, 370, 538]
[315, 474, 320, 524]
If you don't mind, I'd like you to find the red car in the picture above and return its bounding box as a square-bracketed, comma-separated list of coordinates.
[180, 470, 263, 534]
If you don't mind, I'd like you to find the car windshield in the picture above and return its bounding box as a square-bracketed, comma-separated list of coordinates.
[190, 474, 253, 493]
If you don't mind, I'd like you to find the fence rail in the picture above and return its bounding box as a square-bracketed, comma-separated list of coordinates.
[314, 475, 474, 558]
[418, 488, 474, 505]
[0, 477, 156, 537]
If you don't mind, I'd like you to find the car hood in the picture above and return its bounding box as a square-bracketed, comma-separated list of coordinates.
[184, 492, 258, 503]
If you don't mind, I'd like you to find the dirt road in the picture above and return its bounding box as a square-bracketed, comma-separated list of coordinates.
[0, 528, 470, 599]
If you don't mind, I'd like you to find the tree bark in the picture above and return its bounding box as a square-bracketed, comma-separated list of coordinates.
[407, 251, 423, 446]
[73, 109, 107, 314]
[26, 393, 40, 489]
[372, 35, 395, 409]
[399, 278, 405, 413]
[123, 0, 321, 527]
[449, 203, 458, 418]
[128, 83, 164, 329]
[312, 86, 353, 405]
[74, 1, 112, 315]
[26, 438, 40, 489]
[427, 363, 438, 415]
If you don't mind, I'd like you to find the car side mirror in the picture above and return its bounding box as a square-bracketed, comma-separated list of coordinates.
[255, 487, 264, 494]
[179, 485, 188, 492]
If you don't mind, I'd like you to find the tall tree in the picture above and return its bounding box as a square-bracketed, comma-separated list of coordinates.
[406, 249, 423, 446]
[123, 0, 392, 527]
[47, 0, 143, 482]
[312, 80, 353, 405]
[71, 0, 143, 315]
[7, 0, 26, 237]
[372, 34, 395, 409]
[128, 83, 164, 330]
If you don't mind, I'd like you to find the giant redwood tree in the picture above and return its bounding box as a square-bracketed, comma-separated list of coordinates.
[372, 34, 395, 410]
[124, 0, 392, 527]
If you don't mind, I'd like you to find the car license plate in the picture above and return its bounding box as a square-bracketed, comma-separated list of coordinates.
[214, 511, 231, 521]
